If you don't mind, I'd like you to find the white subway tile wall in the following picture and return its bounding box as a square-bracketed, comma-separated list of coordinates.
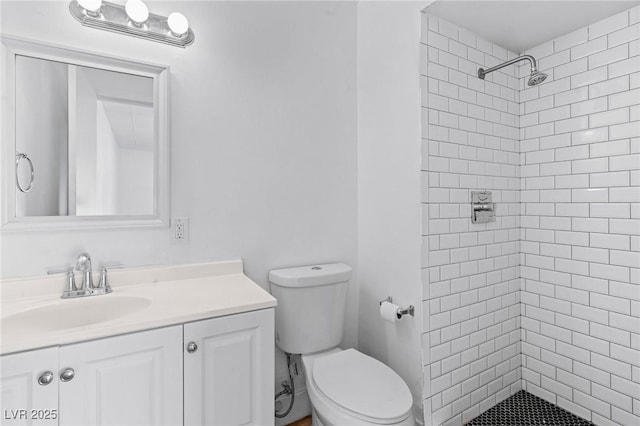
[421, 14, 522, 426]
[422, 6, 640, 426]
[519, 6, 640, 425]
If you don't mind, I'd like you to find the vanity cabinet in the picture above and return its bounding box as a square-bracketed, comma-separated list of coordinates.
[184, 308, 274, 426]
[58, 326, 183, 426]
[0, 327, 182, 426]
[0, 308, 274, 426]
[0, 347, 59, 426]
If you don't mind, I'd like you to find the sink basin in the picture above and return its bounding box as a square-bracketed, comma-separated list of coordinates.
[1, 295, 151, 333]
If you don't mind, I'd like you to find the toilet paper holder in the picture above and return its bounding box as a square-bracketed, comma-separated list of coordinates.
[379, 297, 415, 318]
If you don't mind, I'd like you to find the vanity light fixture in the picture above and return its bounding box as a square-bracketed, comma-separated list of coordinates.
[167, 12, 189, 37]
[69, 0, 194, 48]
[124, 0, 149, 26]
[77, 0, 102, 17]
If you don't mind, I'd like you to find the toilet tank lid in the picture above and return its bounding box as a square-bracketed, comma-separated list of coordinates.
[268, 263, 352, 288]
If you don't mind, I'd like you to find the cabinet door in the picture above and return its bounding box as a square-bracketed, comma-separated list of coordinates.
[58, 326, 182, 426]
[184, 309, 274, 426]
[0, 347, 59, 426]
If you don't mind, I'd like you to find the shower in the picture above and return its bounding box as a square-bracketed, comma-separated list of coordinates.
[477, 54, 548, 86]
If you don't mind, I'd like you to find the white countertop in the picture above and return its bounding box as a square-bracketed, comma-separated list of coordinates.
[0, 260, 277, 355]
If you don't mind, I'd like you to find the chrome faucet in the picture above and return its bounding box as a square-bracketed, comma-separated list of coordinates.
[75, 252, 94, 291]
[48, 253, 122, 299]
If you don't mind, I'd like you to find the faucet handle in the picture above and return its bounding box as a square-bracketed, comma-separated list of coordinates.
[99, 263, 124, 269]
[97, 263, 123, 293]
[47, 266, 73, 274]
[48, 267, 77, 292]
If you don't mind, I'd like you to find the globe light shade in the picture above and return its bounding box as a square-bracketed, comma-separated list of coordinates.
[125, 0, 149, 25]
[77, 0, 102, 17]
[167, 12, 189, 37]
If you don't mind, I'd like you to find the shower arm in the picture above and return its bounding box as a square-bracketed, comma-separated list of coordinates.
[477, 54, 538, 79]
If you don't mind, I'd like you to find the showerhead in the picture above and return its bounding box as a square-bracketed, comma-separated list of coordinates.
[477, 54, 547, 87]
[528, 70, 548, 86]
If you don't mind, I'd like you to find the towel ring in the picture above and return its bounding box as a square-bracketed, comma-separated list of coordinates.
[15, 152, 34, 193]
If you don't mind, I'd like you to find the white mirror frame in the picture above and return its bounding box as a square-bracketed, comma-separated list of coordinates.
[1, 36, 169, 231]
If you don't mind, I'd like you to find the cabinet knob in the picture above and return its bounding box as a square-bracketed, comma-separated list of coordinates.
[38, 371, 54, 386]
[60, 368, 75, 382]
[186, 342, 198, 353]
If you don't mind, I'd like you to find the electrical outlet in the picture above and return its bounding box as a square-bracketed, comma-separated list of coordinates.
[172, 217, 189, 243]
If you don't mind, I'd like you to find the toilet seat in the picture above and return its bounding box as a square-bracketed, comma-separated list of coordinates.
[311, 349, 413, 424]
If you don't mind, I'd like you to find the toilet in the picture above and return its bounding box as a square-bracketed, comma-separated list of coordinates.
[269, 263, 415, 426]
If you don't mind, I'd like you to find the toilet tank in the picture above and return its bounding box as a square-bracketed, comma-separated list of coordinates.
[269, 263, 352, 354]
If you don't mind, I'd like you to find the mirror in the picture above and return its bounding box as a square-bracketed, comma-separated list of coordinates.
[2, 37, 168, 229]
[16, 56, 155, 217]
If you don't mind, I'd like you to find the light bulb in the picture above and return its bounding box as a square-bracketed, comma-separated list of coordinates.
[77, 0, 102, 17]
[125, 0, 149, 25]
[167, 12, 189, 37]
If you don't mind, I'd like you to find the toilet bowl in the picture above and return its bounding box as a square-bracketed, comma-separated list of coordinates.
[301, 348, 415, 426]
[269, 263, 416, 426]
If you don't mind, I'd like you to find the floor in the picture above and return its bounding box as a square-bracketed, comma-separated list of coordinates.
[286, 415, 312, 426]
[286, 391, 593, 426]
[466, 390, 594, 425]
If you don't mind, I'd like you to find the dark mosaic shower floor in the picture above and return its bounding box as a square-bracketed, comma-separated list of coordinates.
[466, 391, 594, 426]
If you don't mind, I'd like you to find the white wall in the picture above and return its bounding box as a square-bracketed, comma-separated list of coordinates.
[0, 0, 358, 347]
[519, 8, 640, 425]
[95, 100, 119, 215]
[116, 146, 155, 216]
[356, 2, 428, 422]
[421, 13, 522, 426]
